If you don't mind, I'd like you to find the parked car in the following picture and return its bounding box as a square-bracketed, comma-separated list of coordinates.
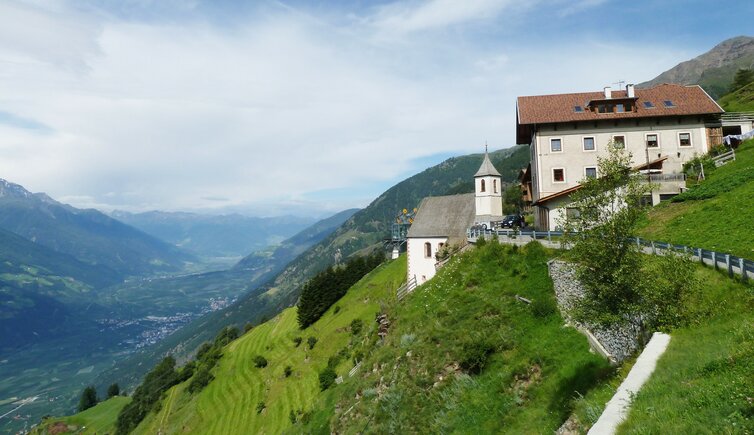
[500, 214, 525, 228]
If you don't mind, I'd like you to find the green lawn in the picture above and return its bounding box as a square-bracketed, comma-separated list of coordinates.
[300, 241, 612, 433]
[639, 139, 754, 259]
[132, 256, 406, 434]
[33, 396, 130, 434]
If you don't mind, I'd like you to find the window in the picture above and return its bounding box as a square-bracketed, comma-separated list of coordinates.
[585, 167, 597, 179]
[663, 100, 675, 107]
[566, 207, 581, 220]
[646, 134, 659, 148]
[424, 242, 431, 258]
[583, 137, 595, 151]
[598, 104, 611, 113]
[616, 103, 625, 113]
[550, 138, 562, 152]
[574, 106, 584, 112]
[643, 101, 655, 109]
[679, 132, 692, 147]
[480, 179, 486, 192]
[553, 168, 565, 183]
[612, 135, 626, 149]
[493, 179, 497, 193]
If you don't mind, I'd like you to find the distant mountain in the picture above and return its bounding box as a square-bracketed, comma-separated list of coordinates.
[111, 211, 315, 259]
[638, 36, 754, 99]
[0, 179, 194, 279]
[97, 146, 530, 391]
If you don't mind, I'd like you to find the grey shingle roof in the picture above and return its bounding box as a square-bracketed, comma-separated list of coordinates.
[407, 193, 476, 244]
[474, 153, 501, 177]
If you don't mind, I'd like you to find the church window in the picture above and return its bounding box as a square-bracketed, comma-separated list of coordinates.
[493, 180, 497, 193]
[424, 242, 432, 258]
[480, 179, 486, 192]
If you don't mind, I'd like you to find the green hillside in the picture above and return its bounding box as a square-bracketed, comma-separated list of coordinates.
[719, 80, 754, 111]
[638, 138, 754, 258]
[94, 146, 530, 396]
[33, 396, 130, 435]
[132, 256, 406, 434]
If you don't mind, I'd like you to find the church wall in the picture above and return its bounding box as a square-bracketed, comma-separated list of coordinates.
[407, 236, 447, 284]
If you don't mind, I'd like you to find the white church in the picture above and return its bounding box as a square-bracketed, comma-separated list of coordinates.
[406, 150, 504, 284]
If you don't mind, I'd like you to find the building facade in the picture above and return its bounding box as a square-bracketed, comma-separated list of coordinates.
[516, 83, 725, 230]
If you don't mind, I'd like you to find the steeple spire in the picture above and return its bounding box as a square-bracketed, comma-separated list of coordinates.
[474, 145, 501, 177]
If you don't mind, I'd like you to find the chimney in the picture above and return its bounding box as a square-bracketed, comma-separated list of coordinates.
[603, 86, 612, 99]
[626, 83, 635, 98]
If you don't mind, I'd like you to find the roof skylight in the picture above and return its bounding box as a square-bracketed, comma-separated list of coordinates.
[574, 106, 584, 113]
[643, 101, 655, 109]
[663, 100, 675, 107]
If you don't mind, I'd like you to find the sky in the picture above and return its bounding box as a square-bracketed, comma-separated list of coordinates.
[0, 0, 752, 217]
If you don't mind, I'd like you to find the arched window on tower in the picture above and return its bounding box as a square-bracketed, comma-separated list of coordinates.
[480, 179, 486, 192]
[493, 179, 497, 193]
[424, 242, 432, 258]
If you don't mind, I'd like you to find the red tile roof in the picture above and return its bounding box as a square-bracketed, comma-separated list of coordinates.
[517, 84, 722, 125]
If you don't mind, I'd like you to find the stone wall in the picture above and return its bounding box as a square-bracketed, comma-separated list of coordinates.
[548, 260, 644, 364]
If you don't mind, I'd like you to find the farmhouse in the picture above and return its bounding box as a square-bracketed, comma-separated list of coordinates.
[516, 83, 739, 230]
[406, 151, 503, 284]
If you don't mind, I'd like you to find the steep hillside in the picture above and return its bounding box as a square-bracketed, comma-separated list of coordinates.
[638, 35, 754, 99]
[638, 138, 754, 258]
[94, 146, 530, 395]
[0, 179, 193, 279]
[33, 396, 130, 435]
[111, 211, 315, 259]
[718, 80, 754, 111]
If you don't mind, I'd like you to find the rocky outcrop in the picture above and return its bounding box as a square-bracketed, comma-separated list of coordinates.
[548, 260, 644, 364]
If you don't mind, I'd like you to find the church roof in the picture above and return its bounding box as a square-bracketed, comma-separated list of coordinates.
[407, 193, 475, 244]
[474, 153, 501, 177]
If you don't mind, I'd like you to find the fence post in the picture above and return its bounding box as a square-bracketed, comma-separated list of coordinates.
[698, 248, 703, 264]
[547, 231, 551, 242]
[533, 230, 537, 240]
[650, 241, 656, 255]
[739, 258, 747, 282]
[712, 251, 717, 270]
[726, 254, 733, 278]
[636, 237, 641, 249]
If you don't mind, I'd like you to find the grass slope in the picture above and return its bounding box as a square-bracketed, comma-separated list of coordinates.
[638, 139, 754, 258]
[719, 80, 754, 112]
[301, 241, 611, 433]
[132, 257, 406, 434]
[33, 396, 130, 434]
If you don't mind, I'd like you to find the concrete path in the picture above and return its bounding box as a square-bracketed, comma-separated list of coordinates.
[587, 332, 671, 435]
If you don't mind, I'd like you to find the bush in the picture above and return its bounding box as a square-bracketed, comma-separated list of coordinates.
[284, 366, 293, 377]
[177, 361, 196, 382]
[459, 340, 495, 375]
[289, 410, 297, 424]
[293, 336, 302, 347]
[214, 326, 240, 347]
[244, 322, 254, 333]
[639, 253, 700, 330]
[187, 367, 214, 393]
[350, 319, 363, 336]
[307, 336, 318, 350]
[253, 355, 268, 368]
[334, 305, 341, 314]
[318, 367, 337, 391]
[256, 401, 265, 414]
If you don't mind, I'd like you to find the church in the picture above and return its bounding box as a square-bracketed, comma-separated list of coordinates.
[406, 150, 504, 284]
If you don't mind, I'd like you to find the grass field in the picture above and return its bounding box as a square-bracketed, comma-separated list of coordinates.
[638, 139, 754, 259]
[131, 256, 406, 434]
[300, 241, 612, 433]
[32, 396, 129, 434]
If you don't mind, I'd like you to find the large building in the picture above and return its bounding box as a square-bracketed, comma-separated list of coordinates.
[406, 152, 504, 284]
[515, 83, 748, 230]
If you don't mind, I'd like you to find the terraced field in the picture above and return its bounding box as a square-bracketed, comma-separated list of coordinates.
[32, 396, 130, 434]
[134, 256, 406, 434]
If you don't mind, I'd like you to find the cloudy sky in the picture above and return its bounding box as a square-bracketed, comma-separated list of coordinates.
[0, 0, 751, 216]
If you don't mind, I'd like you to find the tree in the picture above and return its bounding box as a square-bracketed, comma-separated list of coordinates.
[107, 383, 120, 399]
[560, 143, 652, 325]
[731, 68, 754, 92]
[318, 367, 337, 391]
[253, 355, 268, 368]
[307, 336, 318, 350]
[350, 319, 363, 336]
[503, 184, 523, 214]
[78, 386, 98, 412]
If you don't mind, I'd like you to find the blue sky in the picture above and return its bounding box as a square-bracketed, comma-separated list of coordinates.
[0, 0, 751, 216]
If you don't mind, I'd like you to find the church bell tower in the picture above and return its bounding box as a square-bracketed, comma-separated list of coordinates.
[474, 146, 503, 221]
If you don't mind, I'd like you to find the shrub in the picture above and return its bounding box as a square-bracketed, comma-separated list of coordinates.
[289, 410, 297, 424]
[639, 253, 699, 330]
[284, 366, 293, 377]
[531, 297, 557, 318]
[352, 350, 364, 364]
[214, 326, 240, 347]
[307, 336, 318, 350]
[253, 355, 268, 368]
[256, 401, 265, 414]
[244, 322, 254, 333]
[293, 336, 302, 347]
[319, 367, 337, 391]
[459, 340, 495, 375]
[177, 361, 195, 382]
[195, 342, 212, 360]
[187, 367, 213, 393]
[350, 319, 363, 336]
[334, 305, 341, 314]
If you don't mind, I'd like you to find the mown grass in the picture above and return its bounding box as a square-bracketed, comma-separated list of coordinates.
[618, 266, 754, 433]
[33, 396, 130, 434]
[131, 257, 405, 434]
[300, 241, 613, 433]
[638, 139, 754, 258]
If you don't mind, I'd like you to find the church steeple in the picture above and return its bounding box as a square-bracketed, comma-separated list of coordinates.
[474, 146, 503, 221]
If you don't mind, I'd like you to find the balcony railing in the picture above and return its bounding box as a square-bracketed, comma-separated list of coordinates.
[644, 173, 686, 182]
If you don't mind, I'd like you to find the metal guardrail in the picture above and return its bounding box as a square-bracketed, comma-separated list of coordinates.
[646, 173, 686, 182]
[720, 111, 754, 121]
[466, 228, 752, 282]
